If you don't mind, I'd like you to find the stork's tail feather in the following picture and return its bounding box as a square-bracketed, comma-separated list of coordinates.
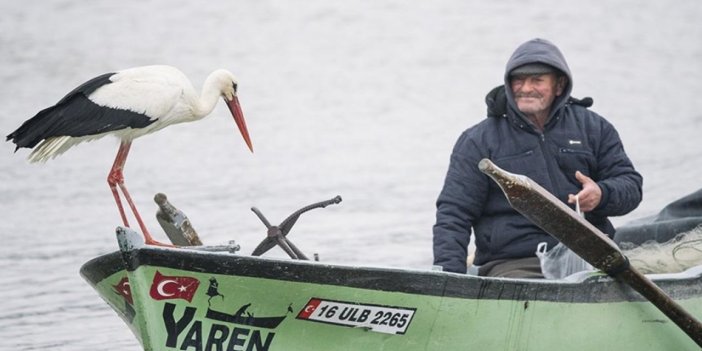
[8, 72, 117, 152]
[6, 135, 21, 153]
[28, 136, 73, 163]
[7, 103, 88, 163]
[7, 105, 61, 150]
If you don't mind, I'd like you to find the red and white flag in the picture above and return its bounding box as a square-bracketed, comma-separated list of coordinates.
[149, 271, 200, 302]
[113, 276, 133, 305]
[297, 298, 322, 319]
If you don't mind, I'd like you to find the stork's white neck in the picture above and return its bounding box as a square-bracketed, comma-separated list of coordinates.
[192, 70, 231, 119]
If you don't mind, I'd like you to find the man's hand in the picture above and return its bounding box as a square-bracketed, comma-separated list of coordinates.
[567, 171, 602, 212]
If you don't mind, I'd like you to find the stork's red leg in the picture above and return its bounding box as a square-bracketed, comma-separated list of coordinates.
[117, 181, 159, 244]
[108, 141, 171, 247]
[108, 142, 132, 228]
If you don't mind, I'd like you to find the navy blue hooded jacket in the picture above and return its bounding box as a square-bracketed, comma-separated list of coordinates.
[433, 38, 643, 274]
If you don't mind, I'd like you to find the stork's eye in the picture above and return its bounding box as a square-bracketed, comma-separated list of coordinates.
[232, 83, 238, 92]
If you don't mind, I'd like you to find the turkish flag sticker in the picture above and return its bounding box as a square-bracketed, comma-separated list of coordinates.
[113, 276, 133, 305]
[149, 271, 200, 302]
[297, 298, 322, 319]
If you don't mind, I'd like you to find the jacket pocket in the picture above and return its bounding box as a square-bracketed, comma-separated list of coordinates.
[557, 147, 596, 178]
[494, 149, 534, 162]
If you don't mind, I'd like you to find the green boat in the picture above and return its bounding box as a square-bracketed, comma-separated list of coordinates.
[80, 167, 702, 350]
[81, 228, 702, 351]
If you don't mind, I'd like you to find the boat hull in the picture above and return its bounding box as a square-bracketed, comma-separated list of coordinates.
[80, 228, 702, 350]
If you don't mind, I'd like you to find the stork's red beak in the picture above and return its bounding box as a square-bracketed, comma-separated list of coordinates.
[226, 96, 253, 152]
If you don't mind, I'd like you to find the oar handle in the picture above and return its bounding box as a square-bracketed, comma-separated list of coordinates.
[617, 268, 702, 345]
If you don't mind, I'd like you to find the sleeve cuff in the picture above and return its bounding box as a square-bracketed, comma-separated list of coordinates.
[593, 181, 609, 212]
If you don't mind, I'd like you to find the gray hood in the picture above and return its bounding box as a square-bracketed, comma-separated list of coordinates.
[503, 38, 573, 119]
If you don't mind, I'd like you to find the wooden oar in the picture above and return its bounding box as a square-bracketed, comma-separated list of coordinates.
[478, 158, 702, 346]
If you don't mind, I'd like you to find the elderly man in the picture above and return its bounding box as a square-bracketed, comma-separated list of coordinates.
[433, 38, 643, 278]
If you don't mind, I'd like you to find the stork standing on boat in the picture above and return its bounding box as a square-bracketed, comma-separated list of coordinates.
[6, 65, 253, 246]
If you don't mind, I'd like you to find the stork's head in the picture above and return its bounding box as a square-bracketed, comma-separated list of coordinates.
[213, 69, 253, 153]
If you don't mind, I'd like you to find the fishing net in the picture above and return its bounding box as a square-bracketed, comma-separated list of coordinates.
[537, 226, 702, 279]
[620, 225, 702, 274]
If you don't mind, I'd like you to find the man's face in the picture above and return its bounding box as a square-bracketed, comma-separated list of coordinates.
[510, 73, 566, 117]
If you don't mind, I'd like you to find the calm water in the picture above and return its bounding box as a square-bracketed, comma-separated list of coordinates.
[1, 1, 701, 349]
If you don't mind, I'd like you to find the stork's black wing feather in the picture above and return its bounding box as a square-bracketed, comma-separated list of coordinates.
[7, 72, 156, 150]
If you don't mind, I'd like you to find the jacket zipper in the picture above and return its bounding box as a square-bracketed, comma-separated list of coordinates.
[538, 132, 563, 197]
[560, 148, 591, 155]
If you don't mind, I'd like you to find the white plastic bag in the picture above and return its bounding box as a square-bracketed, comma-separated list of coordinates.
[536, 241, 594, 279]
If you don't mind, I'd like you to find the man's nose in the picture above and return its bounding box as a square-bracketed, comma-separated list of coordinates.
[519, 79, 536, 91]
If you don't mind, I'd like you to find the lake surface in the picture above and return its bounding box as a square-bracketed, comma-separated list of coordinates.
[1, 1, 701, 349]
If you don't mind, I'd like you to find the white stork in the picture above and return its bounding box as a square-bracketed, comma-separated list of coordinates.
[7, 65, 253, 246]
